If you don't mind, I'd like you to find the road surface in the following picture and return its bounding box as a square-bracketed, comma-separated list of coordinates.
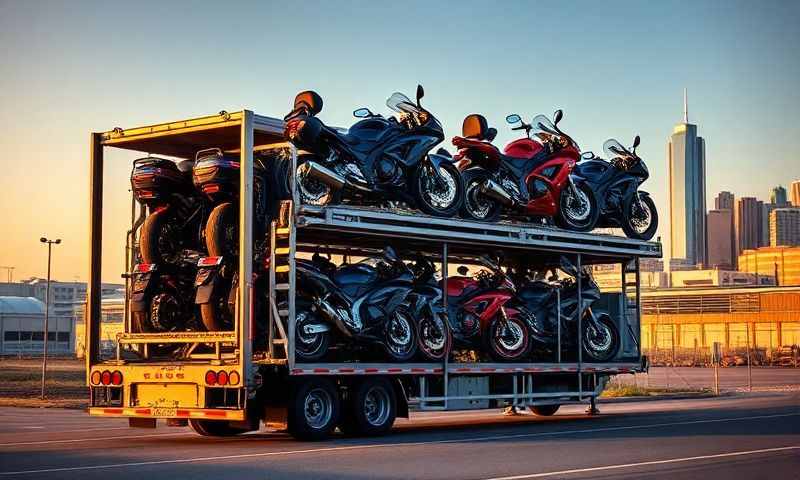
[0, 393, 797, 479]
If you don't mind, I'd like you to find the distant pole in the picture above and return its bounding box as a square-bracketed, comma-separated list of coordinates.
[40, 237, 61, 400]
[746, 323, 753, 392]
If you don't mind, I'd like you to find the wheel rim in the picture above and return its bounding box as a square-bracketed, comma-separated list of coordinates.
[561, 187, 591, 223]
[465, 178, 493, 219]
[420, 166, 457, 210]
[157, 222, 181, 264]
[296, 312, 325, 356]
[420, 314, 446, 355]
[496, 319, 524, 353]
[363, 386, 391, 427]
[297, 166, 332, 205]
[585, 322, 613, 354]
[629, 196, 652, 234]
[386, 311, 414, 356]
[303, 387, 333, 430]
[150, 293, 181, 332]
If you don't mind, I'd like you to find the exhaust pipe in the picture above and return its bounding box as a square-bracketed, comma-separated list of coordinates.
[479, 179, 514, 206]
[299, 161, 346, 190]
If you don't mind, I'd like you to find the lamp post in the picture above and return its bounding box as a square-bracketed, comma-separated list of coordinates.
[40, 237, 61, 400]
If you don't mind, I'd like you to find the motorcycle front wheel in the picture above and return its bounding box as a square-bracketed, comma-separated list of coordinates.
[484, 314, 532, 362]
[416, 309, 452, 362]
[581, 313, 620, 362]
[460, 168, 502, 222]
[383, 307, 418, 362]
[412, 161, 464, 217]
[621, 192, 658, 240]
[555, 183, 599, 232]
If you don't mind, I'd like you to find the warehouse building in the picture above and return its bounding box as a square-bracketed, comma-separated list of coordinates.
[0, 296, 74, 356]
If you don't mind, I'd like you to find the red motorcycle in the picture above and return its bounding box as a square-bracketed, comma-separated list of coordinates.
[445, 258, 532, 361]
[452, 111, 598, 231]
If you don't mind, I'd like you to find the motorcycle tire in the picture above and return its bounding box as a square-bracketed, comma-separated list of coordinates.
[581, 313, 620, 362]
[292, 299, 331, 362]
[383, 307, 418, 362]
[294, 155, 342, 207]
[416, 309, 452, 362]
[621, 192, 658, 240]
[140, 208, 181, 265]
[484, 313, 532, 362]
[555, 182, 599, 232]
[412, 160, 464, 217]
[200, 288, 234, 332]
[205, 201, 238, 258]
[460, 168, 502, 222]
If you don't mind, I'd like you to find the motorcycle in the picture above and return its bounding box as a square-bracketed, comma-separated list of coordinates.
[292, 247, 418, 362]
[129, 157, 203, 333]
[445, 257, 533, 362]
[407, 255, 452, 362]
[282, 86, 465, 217]
[192, 148, 271, 331]
[576, 136, 658, 240]
[453, 111, 599, 231]
[510, 257, 620, 362]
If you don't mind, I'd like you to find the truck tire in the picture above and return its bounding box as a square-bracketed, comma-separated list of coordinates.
[189, 419, 249, 437]
[530, 404, 560, 416]
[288, 378, 340, 441]
[340, 378, 396, 437]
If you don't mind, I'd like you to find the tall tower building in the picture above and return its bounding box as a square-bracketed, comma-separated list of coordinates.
[791, 180, 800, 206]
[715, 191, 734, 210]
[668, 89, 707, 266]
[707, 209, 734, 269]
[771, 185, 788, 206]
[770, 208, 800, 246]
[735, 197, 764, 255]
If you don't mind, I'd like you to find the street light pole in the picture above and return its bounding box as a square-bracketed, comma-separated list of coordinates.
[40, 237, 61, 400]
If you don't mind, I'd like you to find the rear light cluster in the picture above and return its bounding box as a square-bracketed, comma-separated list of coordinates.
[205, 370, 240, 386]
[91, 370, 123, 386]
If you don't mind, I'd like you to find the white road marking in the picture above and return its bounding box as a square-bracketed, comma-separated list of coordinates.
[0, 431, 194, 447]
[0, 412, 797, 475]
[479, 445, 800, 479]
[19, 427, 44, 430]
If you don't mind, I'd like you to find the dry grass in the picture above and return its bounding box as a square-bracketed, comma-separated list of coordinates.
[601, 383, 710, 398]
[0, 357, 87, 408]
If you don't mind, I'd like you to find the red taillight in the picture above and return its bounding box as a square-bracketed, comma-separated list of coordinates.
[205, 370, 217, 385]
[90, 371, 101, 385]
[216, 371, 229, 386]
[198, 256, 223, 267]
[228, 371, 240, 386]
[202, 184, 221, 194]
[135, 263, 156, 273]
[100, 370, 112, 385]
[110, 371, 123, 386]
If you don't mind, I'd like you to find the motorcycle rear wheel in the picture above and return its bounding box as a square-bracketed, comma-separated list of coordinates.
[205, 201, 238, 258]
[293, 300, 331, 362]
[581, 313, 620, 362]
[413, 161, 464, 217]
[621, 192, 658, 240]
[555, 183, 599, 232]
[460, 168, 502, 222]
[140, 208, 181, 265]
[416, 310, 452, 362]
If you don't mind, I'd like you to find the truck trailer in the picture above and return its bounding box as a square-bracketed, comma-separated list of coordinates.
[85, 110, 662, 440]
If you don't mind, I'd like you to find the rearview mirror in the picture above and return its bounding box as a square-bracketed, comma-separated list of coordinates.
[457, 266, 469, 276]
[506, 114, 521, 124]
[553, 109, 563, 125]
[416, 85, 425, 106]
[383, 246, 399, 263]
[353, 108, 372, 118]
[485, 127, 497, 142]
[632, 135, 641, 152]
[581, 151, 595, 160]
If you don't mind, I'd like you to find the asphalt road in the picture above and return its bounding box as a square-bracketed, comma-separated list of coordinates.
[616, 367, 800, 391]
[0, 393, 797, 479]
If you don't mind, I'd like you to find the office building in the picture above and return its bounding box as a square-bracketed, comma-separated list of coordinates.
[770, 208, 800, 247]
[791, 180, 800, 206]
[707, 209, 735, 269]
[668, 90, 707, 266]
[738, 246, 800, 286]
[771, 185, 788, 206]
[715, 191, 734, 210]
[735, 197, 764, 255]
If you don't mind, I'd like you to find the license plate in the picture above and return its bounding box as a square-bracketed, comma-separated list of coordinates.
[151, 407, 177, 417]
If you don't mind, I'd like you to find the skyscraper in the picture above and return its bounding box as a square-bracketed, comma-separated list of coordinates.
[791, 180, 800, 206]
[707, 209, 734, 269]
[668, 89, 707, 266]
[715, 191, 734, 210]
[770, 208, 800, 246]
[771, 185, 788, 206]
[735, 197, 764, 255]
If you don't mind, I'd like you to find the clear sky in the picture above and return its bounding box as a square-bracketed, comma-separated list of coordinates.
[1, 0, 798, 283]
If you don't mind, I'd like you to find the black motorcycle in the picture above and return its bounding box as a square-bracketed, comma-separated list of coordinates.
[282, 86, 465, 217]
[510, 257, 620, 362]
[130, 157, 203, 333]
[192, 148, 271, 331]
[292, 247, 418, 362]
[575, 136, 658, 240]
[407, 255, 452, 362]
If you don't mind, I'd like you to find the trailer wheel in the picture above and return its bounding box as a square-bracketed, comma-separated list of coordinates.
[288, 378, 340, 441]
[531, 404, 560, 416]
[340, 378, 396, 437]
[189, 419, 249, 437]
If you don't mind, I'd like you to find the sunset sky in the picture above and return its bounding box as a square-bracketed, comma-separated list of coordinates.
[1, 0, 798, 283]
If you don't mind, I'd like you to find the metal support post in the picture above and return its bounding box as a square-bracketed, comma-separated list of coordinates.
[239, 111, 254, 384]
[556, 289, 562, 363]
[576, 253, 583, 401]
[86, 133, 104, 380]
[442, 242, 449, 410]
[746, 322, 752, 392]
